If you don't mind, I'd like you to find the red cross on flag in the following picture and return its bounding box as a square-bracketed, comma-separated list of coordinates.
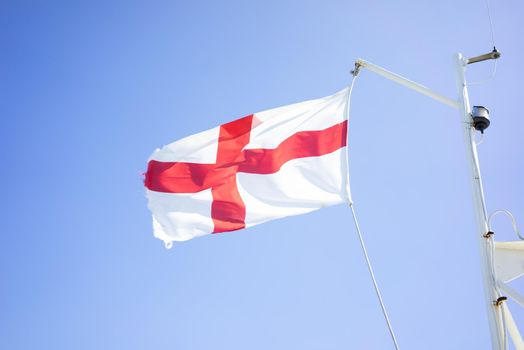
[145, 88, 352, 247]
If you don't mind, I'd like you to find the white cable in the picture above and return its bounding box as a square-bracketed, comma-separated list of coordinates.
[467, 59, 498, 86]
[488, 209, 523, 240]
[475, 131, 485, 146]
[349, 203, 400, 350]
[486, 0, 496, 48]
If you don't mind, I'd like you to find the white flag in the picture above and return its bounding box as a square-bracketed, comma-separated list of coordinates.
[145, 88, 351, 247]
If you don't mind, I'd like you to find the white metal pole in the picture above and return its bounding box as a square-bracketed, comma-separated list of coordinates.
[454, 53, 505, 350]
[355, 59, 459, 109]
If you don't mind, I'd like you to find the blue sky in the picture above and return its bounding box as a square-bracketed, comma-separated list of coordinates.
[1, 0, 523, 349]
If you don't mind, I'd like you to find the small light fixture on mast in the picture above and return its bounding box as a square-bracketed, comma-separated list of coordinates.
[471, 105, 490, 133]
[465, 48, 501, 135]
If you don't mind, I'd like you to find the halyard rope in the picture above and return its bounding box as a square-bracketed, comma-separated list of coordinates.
[347, 66, 399, 349]
[349, 203, 400, 350]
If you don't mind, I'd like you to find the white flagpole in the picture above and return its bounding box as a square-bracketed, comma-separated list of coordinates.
[454, 53, 504, 350]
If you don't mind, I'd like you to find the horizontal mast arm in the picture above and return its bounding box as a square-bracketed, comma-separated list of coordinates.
[355, 59, 460, 109]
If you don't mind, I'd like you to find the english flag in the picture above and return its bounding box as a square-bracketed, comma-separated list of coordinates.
[145, 88, 352, 247]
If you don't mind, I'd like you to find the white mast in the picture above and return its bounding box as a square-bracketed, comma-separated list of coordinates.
[454, 52, 504, 350]
[354, 51, 512, 349]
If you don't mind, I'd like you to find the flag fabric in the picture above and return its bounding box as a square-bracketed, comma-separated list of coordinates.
[145, 87, 352, 247]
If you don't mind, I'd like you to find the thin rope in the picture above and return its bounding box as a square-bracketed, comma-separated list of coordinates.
[467, 60, 497, 86]
[475, 131, 486, 146]
[349, 203, 400, 350]
[467, 0, 499, 86]
[486, 0, 496, 48]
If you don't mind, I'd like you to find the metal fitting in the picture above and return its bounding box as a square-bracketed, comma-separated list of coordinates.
[494, 296, 507, 306]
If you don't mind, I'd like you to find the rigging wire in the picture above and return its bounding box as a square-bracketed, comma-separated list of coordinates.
[486, 0, 496, 48]
[349, 203, 400, 350]
[475, 131, 485, 146]
[467, 0, 499, 86]
[467, 60, 497, 86]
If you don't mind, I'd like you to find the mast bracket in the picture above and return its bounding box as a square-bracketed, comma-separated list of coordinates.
[495, 296, 508, 306]
[483, 231, 495, 239]
[466, 47, 501, 65]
